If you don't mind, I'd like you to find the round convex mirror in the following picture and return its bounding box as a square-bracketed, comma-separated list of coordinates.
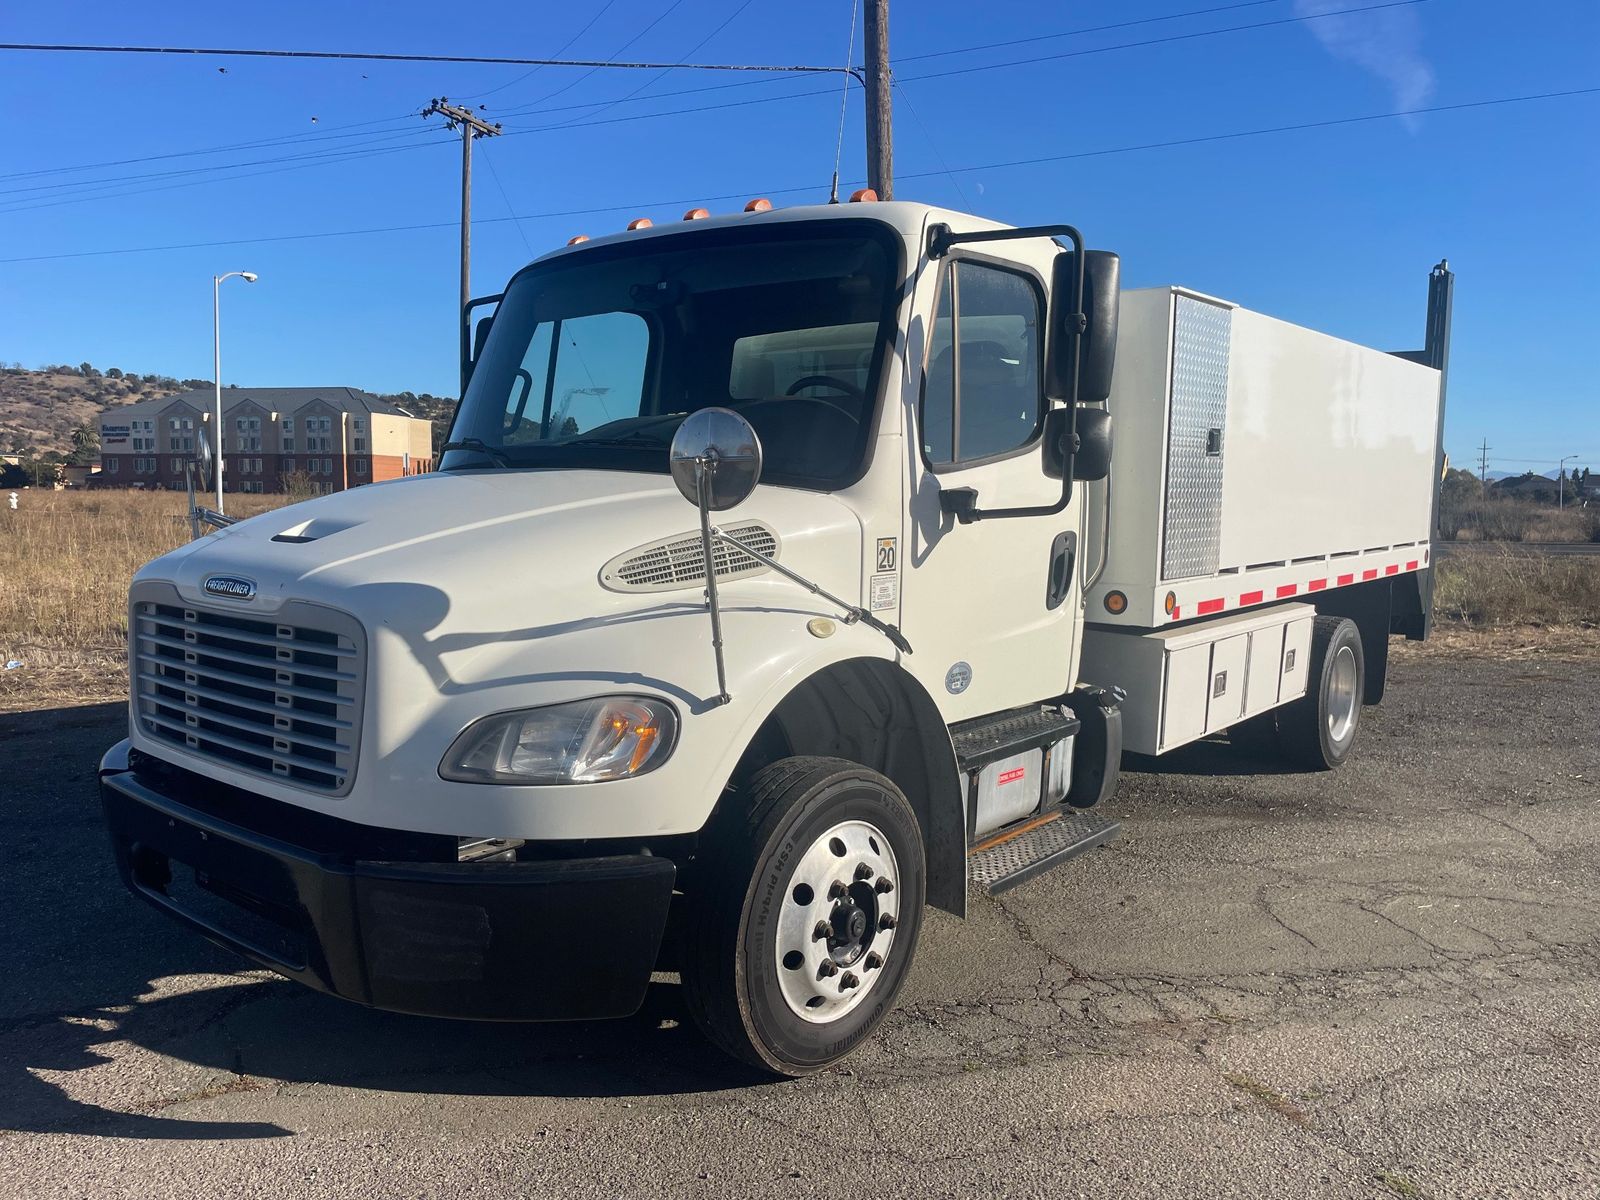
[669, 407, 763, 511]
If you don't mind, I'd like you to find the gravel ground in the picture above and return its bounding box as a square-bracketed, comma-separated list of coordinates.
[2, 646, 1597, 1199]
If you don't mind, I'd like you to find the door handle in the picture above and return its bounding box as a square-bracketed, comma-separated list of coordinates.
[1046, 531, 1077, 610]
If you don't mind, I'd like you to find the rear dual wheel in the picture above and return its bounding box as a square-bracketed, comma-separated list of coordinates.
[681, 757, 925, 1076]
[1277, 615, 1365, 770]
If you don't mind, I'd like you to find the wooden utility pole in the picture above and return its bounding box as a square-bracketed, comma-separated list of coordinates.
[423, 98, 502, 319]
[863, 0, 893, 199]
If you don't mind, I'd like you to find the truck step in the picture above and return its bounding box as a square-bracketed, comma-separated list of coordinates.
[951, 704, 1079, 772]
[967, 810, 1121, 896]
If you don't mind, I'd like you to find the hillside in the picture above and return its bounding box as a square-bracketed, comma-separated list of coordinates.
[0, 366, 459, 459]
[0, 364, 193, 458]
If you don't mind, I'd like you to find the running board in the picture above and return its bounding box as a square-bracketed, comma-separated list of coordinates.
[967, 810, 1121, 896]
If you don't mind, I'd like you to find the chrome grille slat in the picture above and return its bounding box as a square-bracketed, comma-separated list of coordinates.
[136, 630, 357, 683]
[134, 670, 354, 727]
[130, 585, 366, 795]
[140, 712, 346, 776]
[144, 695, 351, 754]
[136, 656, 355, 705]
[143, 614, 358, 658]
[601, 522, 780, 593]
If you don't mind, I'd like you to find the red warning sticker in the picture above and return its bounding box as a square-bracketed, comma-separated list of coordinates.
[997, 767, 1026, 786]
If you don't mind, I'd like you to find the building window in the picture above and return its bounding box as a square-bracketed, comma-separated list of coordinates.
[170, 457, 183, 473]
[283, 457, 295, 473]
[353, 437, 367, 453]
[324, 458, 333, 476]
[107, 458, 120, 474]
[253, 458, 262, 474]
[354, 457, 368, 475]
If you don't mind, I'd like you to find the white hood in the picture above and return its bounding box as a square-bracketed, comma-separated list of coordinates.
[140, 468, 865, 671]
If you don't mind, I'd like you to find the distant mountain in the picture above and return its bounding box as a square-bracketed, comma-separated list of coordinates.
[0, 364, 193, 458]
[0, 365, 457, 458]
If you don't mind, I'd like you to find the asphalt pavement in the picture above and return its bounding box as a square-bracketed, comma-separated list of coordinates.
[2, 648, 1598, 1198]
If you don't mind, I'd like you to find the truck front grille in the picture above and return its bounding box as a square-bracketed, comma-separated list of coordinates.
[130, 585, 365, 795]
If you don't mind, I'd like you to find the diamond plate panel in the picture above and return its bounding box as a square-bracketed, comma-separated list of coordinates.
[1161, 295, 1232, 580]
[967, 811, 1121, 894]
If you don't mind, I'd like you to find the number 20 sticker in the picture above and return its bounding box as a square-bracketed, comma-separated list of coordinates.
[875, 537, 897, 572]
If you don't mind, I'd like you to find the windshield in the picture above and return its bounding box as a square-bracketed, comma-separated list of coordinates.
[443, 221, 900, 490]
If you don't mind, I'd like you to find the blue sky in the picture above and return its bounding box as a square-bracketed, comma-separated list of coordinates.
[1, 0, 1596, 475]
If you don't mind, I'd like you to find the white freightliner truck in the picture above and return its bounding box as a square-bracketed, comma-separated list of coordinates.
[99, 197, 1451, 1075]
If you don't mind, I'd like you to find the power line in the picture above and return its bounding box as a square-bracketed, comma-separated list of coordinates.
[895, 0, 1435, 87]
[495, 0, 695, 115]
[5, 84, 1593, 265]
[0, 0, 1415, 188]
[0, 40, 856, 78]
[891, 85, 1600, 181]
[0, 112, 429, 183]
[0, 126, 441, 197]
[453, 0, 622, 101]
[896, 0, 1284, 63]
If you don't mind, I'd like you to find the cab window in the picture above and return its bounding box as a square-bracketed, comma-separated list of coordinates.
[922, 260, 1043, 466]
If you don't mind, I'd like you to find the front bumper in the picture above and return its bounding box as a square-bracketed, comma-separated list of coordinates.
[98, 743, 676, 1021]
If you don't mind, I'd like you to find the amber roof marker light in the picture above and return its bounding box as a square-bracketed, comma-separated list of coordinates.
[743, 197, 773, 213]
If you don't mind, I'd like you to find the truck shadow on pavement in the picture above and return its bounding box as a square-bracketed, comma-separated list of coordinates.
[0, 702, 771, 1142]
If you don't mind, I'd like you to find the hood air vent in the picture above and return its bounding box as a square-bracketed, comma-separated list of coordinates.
[601, 522, 779, 593]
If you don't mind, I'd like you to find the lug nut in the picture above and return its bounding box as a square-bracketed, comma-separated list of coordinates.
[875, 877, 894, 894]
[878, 913, 896, 931]
[854, 862, 874, 881]
[817, 960, 839, 978]
[828, 880, 849, 900]
[839, 972, 860, 990]
[813, 920, 833, 940]
[864, 951, 884, 971]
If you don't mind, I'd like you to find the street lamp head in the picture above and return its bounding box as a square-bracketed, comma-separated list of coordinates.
[241, 272, 259, 283]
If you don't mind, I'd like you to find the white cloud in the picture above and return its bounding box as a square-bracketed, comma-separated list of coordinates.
[1294, 0, 1436, 130]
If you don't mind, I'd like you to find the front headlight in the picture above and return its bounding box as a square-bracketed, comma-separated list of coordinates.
[439, 696, 678, 785]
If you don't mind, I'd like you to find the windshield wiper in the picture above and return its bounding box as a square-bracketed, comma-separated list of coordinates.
[439, 438, 512, 467]
[560, 431, 670, 449]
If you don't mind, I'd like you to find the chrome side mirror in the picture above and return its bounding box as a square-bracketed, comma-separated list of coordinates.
[194, 423, 216, 490]
[669, 407, 763, 510]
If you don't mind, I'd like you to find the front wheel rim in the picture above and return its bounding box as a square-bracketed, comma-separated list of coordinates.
[773, 818, 901, 1023]
[1325, 643, 1359, 745]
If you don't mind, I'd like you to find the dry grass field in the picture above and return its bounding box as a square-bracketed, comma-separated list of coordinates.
[0, 490, 288, 709]
[1, 490, 1596, 712]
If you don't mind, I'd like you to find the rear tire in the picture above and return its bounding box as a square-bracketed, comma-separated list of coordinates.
[680, 756, 925, 1077]
[1278, 615, 1365, 770]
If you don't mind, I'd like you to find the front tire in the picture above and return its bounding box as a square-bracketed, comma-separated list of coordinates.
[1278, 615, 1365, 770]
[681, 756, 926, 1076]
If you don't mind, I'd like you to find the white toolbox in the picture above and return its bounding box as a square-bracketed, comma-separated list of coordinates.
[1080, 604, 1314, 755]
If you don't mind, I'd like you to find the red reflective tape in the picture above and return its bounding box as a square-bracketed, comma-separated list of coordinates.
[997, 767, 1026, 786]
[1239, 590, 1264, 605]
[1406, 560, 1418, 571]
[1337, 573, 1355, 586]
[1308, 578, 1328, 591]
[1275, 584, 1298, 598]
[1197, 598, 1225, 615]
[1362, 569, 1378, 581]
[1385, 564, 1399, 576]
[1171, 606, 1181, 621]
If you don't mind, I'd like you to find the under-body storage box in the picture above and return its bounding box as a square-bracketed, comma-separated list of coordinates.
[1080, 604, 1314, 755]
[1084, 287, 1442, 629]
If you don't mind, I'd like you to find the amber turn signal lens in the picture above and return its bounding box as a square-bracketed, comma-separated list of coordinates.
[1164, 591, 1176, 615]
[1104, 591, 1128, 615]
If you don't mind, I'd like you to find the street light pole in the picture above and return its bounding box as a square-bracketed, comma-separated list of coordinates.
[212, 270, 258, 513]
[1558, 454, 1577, 510]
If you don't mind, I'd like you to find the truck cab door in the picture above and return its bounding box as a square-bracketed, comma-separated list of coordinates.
[900, 250, 1083, 721]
